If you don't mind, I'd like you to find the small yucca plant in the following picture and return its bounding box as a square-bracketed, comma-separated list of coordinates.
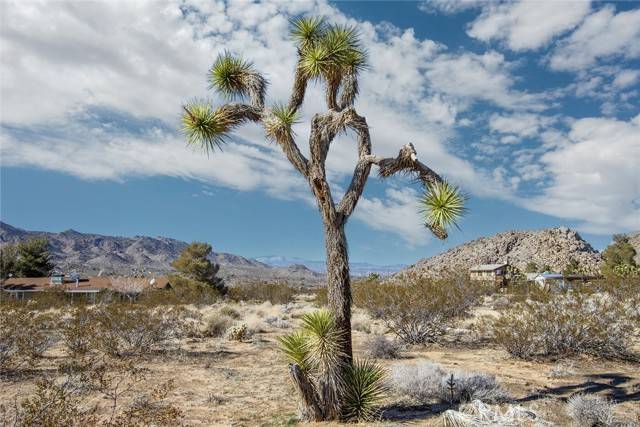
[341, 359, 387, 422]
[279, 310, 386, 423]
[421, 180, 467, 239]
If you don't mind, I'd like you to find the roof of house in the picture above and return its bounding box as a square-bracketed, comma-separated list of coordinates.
[535, 273, 564, 280]
[469, 263, 508, 272]
[1, 276, 169, 292]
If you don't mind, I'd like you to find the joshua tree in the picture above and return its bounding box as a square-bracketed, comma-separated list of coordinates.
[181, 17, 465, 419]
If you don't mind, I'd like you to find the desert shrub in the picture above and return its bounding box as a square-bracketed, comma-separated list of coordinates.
[91, 305, 178, 357]
[6, 377, 97, 427]
[278, 310, 387, 422]
[0, 308, 57, 372]
[227, 323, 249, 341]
[356, 274, 489, 344]
[363, 335, 402, 360]
[110, 380, 181, 426]
[490, 293, 638, 360]
[228, 281, 301, 304]
[219, 305, 242, 319]
[390, 362, 508, 405]
[61, 307, 98, 357]
[202, 313, 234, 338]
[566, 394, 619, 427]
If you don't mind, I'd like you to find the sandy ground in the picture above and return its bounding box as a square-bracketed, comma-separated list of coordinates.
[1, 298, 639, 427]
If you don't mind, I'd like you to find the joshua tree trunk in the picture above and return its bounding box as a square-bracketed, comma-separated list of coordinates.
[323, 219, 353, 360]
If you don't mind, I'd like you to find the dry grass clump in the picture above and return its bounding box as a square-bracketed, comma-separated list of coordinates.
[202, 313, 234, 338]
[351, 309, 374, 334]
[440, 400, 539, 427]
[390, 362, 508, 405]
[565, 394, 620, 427]
[219, 305, 242, 319]
[488, 293, 638, 361]
[363, 335, 402, 360]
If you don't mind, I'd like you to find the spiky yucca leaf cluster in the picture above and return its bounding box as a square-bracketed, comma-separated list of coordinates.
[301, 310, 346, 378]
[208, 51, 266, 105]
[291, 17, 367, 82]
[278, 310, 345, 377]
[181, 101, 233, 152]
[278, 310, 387, 422]
[421, 181, 467, 240]
[291, 16, 325, 50]
[341, 359, 387, 422]
[264, 104, 299, 142]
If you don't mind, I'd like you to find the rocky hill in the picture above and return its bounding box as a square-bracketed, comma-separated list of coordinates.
[0, 222, 324, 286]
[400, 227, 603, 277]
[628, 231, 640, 265]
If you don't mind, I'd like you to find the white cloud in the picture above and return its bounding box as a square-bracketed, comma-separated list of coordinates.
[424, 51, 548, 111]
[353, 187, 428, 246]
[612, 69, 639, 89]
[418, 0, 484, 15]
[467, 1, 591, 50]
[489, 113, 555, 139]
[549, 6, 640, 71]
[522, 115, 640, 233]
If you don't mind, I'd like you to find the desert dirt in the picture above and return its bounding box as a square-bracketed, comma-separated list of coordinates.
[1, 297, 639, 426]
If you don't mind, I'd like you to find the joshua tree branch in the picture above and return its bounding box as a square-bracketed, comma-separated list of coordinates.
[373, 143, 443, 186]
[337, 143, 444, 221]
[288, 64, 308, 112]
[336, 112, 372, 219]
[279, 133, 310, 177]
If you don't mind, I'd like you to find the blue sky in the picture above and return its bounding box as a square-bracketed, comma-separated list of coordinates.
[1, 0, 639, 265]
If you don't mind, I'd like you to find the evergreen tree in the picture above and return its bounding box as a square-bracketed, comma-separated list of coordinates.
[16, 238, 53, 277]
[0, 243, 19, 279]
[171, 242, 225, 292]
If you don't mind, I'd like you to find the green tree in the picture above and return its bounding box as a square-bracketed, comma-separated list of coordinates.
[171, 242, 224, 292]
[602, 234, 637, 277]
[17, 238, 53, 277]
[524, 262, 539, 273]
[0, 243, 19, 279]
[180, 17, 466, 420]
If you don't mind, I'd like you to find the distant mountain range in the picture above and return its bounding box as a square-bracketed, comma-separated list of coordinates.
[254, 256, 405, 276]
[0, 222, 323, 286]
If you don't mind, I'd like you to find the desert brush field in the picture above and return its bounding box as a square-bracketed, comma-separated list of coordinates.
[1, 278, 639, 427]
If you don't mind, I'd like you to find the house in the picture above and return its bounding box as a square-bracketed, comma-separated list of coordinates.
[469, 263, 509, 285]
[1, 275, 168, 301]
